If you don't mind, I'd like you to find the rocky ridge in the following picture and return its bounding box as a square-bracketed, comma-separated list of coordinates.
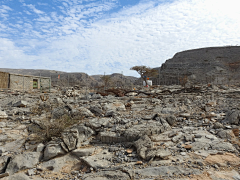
[0, 69, 138, 88]
[157, 46, 240, 85]
[0, 84, 240, 179]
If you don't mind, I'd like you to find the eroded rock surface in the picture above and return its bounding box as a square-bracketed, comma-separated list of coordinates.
[1, 84, 240, 179]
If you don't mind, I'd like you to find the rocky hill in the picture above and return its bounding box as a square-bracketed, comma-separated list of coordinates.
[92, 73, 138, 87]
[157, 46, 240, 85]
[0, 69, 138, 88]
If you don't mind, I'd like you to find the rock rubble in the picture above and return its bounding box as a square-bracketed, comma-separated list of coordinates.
[0, 84, 240, 179]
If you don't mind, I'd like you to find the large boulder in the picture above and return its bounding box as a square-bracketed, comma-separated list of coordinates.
[103, 102, 126, 111]
[6, 152, 41, 175]
[43, 142, 66, 161]
[71, 107, 94, 118]
[61, 128, 79, 151]
[225, 109, 240, 125]
[61, 125, 95, 151]
[52, 106, 69, 119]
[85, 118, 111, 131]
[89, 106, 103, 116]
[124, 119, 171, 141]
[134, 135, 153, 160]
[165, 115, 176, 126]
[217, 130, 235, 139]
[12, 100, 28, 107]
[71, 147, 95, 157]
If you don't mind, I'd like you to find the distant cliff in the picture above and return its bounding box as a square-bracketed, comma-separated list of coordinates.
[157, 46, 240, 85]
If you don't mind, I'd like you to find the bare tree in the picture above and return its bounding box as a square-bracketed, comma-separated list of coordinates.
[130, 66, 158, 86]
[101, 75, 111, 88]
[179, 75, 188, 88]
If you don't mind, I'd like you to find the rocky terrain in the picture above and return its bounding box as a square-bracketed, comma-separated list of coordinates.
[0, 84, 240, 180]
[157, 46, 240, 85]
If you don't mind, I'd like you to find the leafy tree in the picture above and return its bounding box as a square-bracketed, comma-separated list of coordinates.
[130, 66, 158, 86]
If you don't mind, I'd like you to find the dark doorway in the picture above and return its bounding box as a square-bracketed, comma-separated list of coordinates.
[33, 79, 38, 89]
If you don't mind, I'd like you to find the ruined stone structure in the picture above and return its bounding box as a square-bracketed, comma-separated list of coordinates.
[155, 46, 240, 85]
[0, 71, 51, 91]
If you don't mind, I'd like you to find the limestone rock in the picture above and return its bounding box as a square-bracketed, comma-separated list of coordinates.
[166, 115, 176, 126]
[71, 147, 95, 157]
[71, 107, 94, 118]
[13, 100, 28, 107]
[82, 170, 130, 180]
[89, 106, 103, 116]
[158, 46, 240, 85]
[80, 150, 113, 170]
[155, 148, 171, 159]
[217, 130, 235, 139]
[43, 143, 66, 161]
[2, 139, 25, 153]
[225, 109, 240, 125]
[51, 106, 68, 119]
[40, 153, 78, 172]
[0, 156, 9, 174]
[2, 172, 33, 180]
[134, 166, 200, 177]
[36, 143, 45, 152]
[85, 118, 110, 131]
[213, 122, 224, 129]
[0, 111, 8, 119]
[61, 128, 79, 151]
[99, 132, 127, 143]
[6, 152, 41, 175]
[134, 135, 153, 160]
[103, 102, 126, 111]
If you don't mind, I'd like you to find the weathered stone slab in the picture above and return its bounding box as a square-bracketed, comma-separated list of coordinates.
[71, 147, 95, 157]
[13, 100, 28, 107]
[134, 135, 153, 160]
[2, 139, 25, 153]
[44, 143, 66, 161]
[61, 128, 78, 151]
[40, 154, 78, 172]
[134, 166, 200, 177]
[82, 170, 130, 180]
[99, 132, 127, 143]
[80, 150, 113, 170]
[85, 118, 110, 131]
[6, 152, 41, 175]
[71, 107, 94, 118]
[103, 102, 126, 111]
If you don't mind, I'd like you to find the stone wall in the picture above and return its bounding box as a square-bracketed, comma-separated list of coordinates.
[9, 74, 51, 91]
[0, 72, 9, 89]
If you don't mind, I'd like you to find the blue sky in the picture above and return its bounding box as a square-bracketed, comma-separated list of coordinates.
[1, 0, 240, 76]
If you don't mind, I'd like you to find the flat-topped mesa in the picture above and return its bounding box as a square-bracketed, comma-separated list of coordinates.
[158, 46, 240, 85]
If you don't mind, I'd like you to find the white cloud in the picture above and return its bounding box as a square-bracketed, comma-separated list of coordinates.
[0, 5, 12, 20]
[36, 16, 52, 22]
[1, 0, 240, 76]
[24, 4, 44, 14]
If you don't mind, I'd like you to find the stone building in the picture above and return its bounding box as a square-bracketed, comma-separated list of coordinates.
[0, 71, 51, 91]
